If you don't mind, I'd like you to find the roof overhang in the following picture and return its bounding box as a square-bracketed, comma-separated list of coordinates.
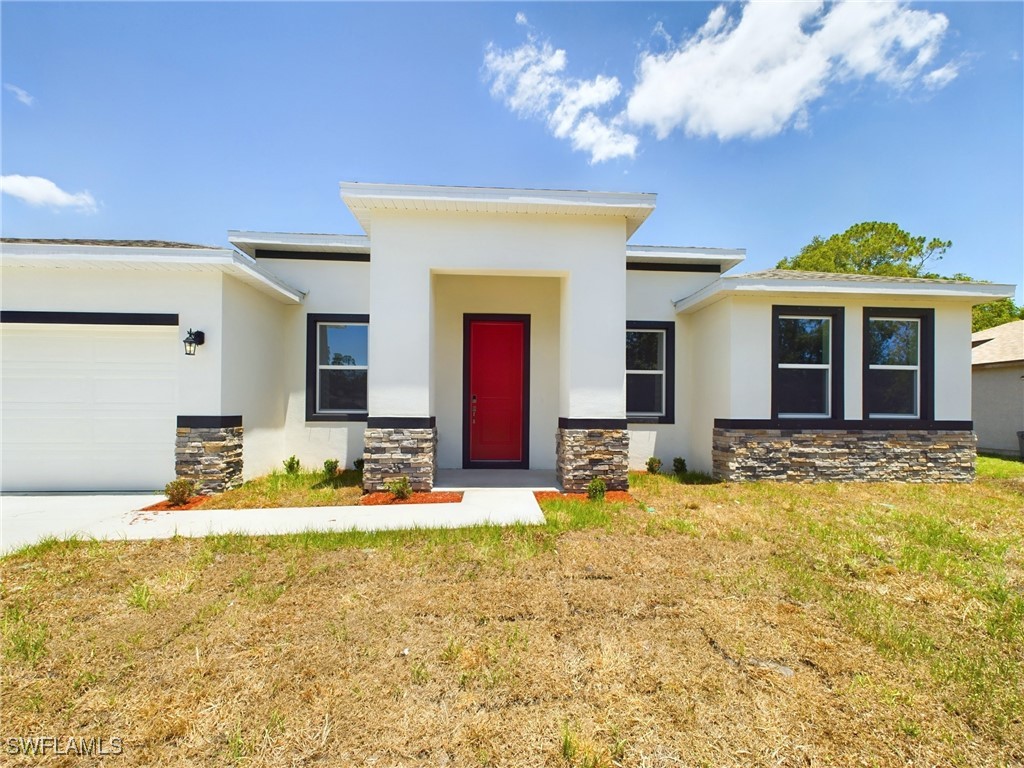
[1, 241, 305, 304]
[228, 231, 370, 259]
[674, 274, 1016, 314]
[340, 181, 657, 238]
[627, 244, 745, 273]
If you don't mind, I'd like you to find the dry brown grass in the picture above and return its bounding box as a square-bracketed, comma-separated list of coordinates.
[2, 460, 1022, 766]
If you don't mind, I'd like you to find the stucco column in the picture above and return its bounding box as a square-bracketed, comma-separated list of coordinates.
[556, 265, 629, 491]
[362, 235, 437, 491]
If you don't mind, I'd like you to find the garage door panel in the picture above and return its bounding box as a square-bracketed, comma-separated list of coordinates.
[1, 324, 178, 492]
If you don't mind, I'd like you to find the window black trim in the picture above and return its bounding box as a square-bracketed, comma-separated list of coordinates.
[255, 249, 369, 262]
[862, 307, 935, 423]
[626, 262, 720, 273]
[558, 418, 628, 429]
[626, 320, 675, 424]
[1, 310, 179, 326]
[305, 313, 369, 423]
[771, 305, 845, 421]
[715, 418, 971, 431]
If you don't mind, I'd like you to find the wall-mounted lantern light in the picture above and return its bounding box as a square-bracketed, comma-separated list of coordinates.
[183, 329, 205, 356]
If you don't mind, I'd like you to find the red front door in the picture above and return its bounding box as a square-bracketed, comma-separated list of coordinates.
[464, 316, 528, 467]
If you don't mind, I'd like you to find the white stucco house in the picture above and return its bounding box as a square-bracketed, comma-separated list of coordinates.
[1, 182, 1016, 493]
[971, 320, 1024, 457]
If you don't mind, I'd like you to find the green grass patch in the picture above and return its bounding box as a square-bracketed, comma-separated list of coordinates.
[977, 453, 1024, 479]
[200, 469, 363, 509]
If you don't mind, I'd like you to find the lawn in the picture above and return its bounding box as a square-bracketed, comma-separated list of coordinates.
[197, 469, 364, 509]
[2, 459, 1022, 766]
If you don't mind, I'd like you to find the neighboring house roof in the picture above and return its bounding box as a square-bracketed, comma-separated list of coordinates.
[673, 269, 1016, 313]
[340, 181, 657, 238]
[972, 320, 1024, 366]
[0, 239, 305, 304]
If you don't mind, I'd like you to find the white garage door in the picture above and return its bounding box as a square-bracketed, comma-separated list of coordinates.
[1, 324, 178, 492]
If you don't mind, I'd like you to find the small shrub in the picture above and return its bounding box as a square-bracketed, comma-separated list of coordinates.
[164, 478, 195, 507]
[586, 477, 606, 501]
[673, 457, 688, 476]
[646, 456, 663, 474]
[385, 476, 413, 500]
[323, 458, 340, 476]
[282, 455, 300, 475]
[353, 458, 365, 472]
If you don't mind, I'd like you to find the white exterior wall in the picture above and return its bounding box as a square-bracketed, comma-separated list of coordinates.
[432, 274, 560, 469]
[252, 258, 369, 473]
[368, 210, 628, 420]
[972, 364, 1024, 454]
[687, 298, 733, 473]
[684, 295, 979, 470]
[220, 276, 289, 477]
[625, 270, 719, 469]
[0, 266, 224, 417]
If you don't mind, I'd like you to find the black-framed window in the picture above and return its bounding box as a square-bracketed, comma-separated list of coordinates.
[772, 306, 844, 420]
[863, 307, 934, 421]
[305, 313, 369, 422]
[626, 321, 675, 424]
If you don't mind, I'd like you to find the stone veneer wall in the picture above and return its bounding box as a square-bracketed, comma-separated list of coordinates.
[175, 425, 244, 493]
[362, 427, 437, 492]
[712, 428, 976, 483]
[556, 428, 629, 492]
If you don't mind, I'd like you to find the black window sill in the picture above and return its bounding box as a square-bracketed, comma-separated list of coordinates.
[305, 412, 368, 423]
[627, 416, 674, 425]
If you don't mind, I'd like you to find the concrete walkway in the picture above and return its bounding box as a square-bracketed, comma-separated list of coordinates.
[0, 488, 546, 555]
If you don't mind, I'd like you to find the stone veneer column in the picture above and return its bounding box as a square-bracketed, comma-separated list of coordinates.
[175, 416, 244, 493]
[556, 421, 629, 492]
[712, 427, 976, 483]
[362, 421, 437, 492]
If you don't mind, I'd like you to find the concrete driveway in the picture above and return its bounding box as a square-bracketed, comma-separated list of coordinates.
[0, 490, 545, 555]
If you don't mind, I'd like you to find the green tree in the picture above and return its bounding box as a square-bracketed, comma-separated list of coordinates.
[969, 298, 1024, 332]
[779, 222, 1021, 333]
[776, 221, 950, 277]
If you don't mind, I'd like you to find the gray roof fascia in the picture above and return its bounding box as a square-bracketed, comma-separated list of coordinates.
[673, 273, 1016, 313]
[1, 241, 306, 304]
[228, 231, 370, 258]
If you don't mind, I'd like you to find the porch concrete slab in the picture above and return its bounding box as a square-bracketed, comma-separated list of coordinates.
[434, 469, 559, 490]
[1, 488, 545, 554]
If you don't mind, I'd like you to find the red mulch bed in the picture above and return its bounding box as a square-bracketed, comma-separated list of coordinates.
[360, 491, 464, 506]
[534, 490, 635, 503]
[139, 496, 210, 512]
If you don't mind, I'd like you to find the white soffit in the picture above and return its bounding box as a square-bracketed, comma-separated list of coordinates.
[673, 271, 1017, 313]
[627, 244, 746, 272]
[1, 242, 305, 304]
[228, 231, 370, 258]
[340, 181, 657, 238]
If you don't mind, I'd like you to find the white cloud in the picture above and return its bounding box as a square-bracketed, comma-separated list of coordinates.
[4, 83, 35, 106]
[483, 37, 638, 163]
[626, 1, 957, 141]
[515, 12, 528, 27]
[923, 62, 959, 90]
[1, 175, 97, 213]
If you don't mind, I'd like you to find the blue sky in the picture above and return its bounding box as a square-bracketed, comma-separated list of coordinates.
[2, 2, 1021, 298]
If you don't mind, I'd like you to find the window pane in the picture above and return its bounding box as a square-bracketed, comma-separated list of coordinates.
[777, 368, 829, 416]
[868, 319, 918, 366]
[626, 373, 663, 414]
[626, 331, 664, 371]
[319, 325, 367, 366]
[866, 369, 917, 416]
[778, 318, 829, 364]
[319, 370, 367, 411]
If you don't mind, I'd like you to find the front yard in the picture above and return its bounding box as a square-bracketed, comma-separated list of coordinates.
[2, 458, 1022, 766]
